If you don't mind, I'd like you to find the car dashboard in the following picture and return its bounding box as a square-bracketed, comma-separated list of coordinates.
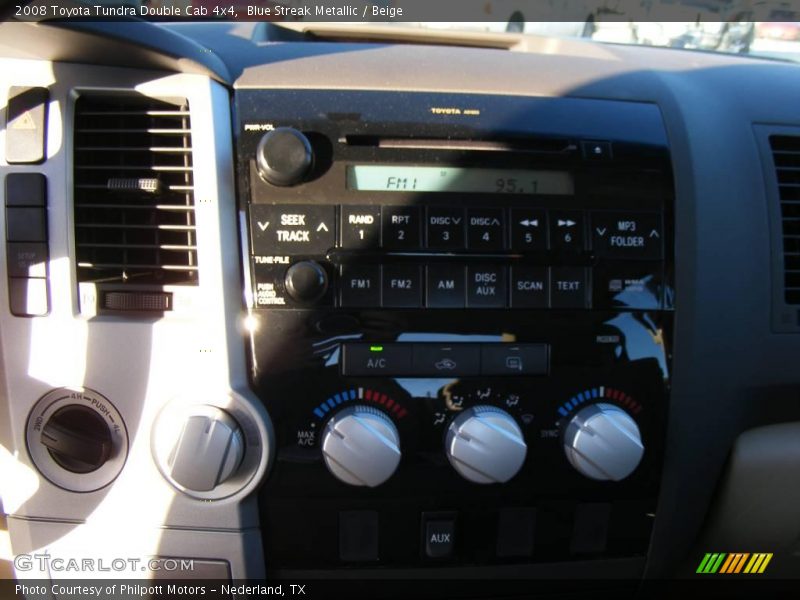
[1, 18, 800, 598]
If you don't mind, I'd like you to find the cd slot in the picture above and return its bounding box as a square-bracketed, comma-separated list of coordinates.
[343, 135, 575, 154]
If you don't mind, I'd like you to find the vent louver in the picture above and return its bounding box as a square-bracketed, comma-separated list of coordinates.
[73, 94, 198, 286]
[770, 135, 800, 305]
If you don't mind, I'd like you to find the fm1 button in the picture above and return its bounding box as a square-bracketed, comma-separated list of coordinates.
[550, 211, 585, 251]
[340, 265, 380, 307]
[423, 515, 455, 559]
[341, 206, 381, 249]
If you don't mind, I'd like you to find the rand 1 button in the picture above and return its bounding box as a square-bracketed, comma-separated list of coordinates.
[549, 210, 585, 251]
[426, 264, 466, 308]
[411, 344, 480, 376]
[382, 265, 422, 308]
[250, 204, 335, 255]
[426, 207, 465, 249]
[510, 208, 547, 252]
[341, 205, 381, 249]
[591, 212, 663, 260]
[480, 344, 549, 376]
[341, 343, 412, 376]
[467, 265, 507, 308]
[339, 265, 381, 308]
[510, 266, 549, 308]
[551, 267, 589, 309]
[382, 206, 421, 249]
[467, 208, 505, 250]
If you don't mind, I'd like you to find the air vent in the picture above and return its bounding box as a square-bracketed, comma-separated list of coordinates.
[73, 94, 197, 286]
[770, 135, 800, 305]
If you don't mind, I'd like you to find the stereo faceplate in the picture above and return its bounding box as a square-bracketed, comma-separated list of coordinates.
[235, 90, 674, 571]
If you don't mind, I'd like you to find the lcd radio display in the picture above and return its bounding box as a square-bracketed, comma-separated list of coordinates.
[347, 165, 574, 195]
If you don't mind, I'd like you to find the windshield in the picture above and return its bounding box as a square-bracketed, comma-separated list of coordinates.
[12, 0, 800, 63]
[398, 20, 799, 60]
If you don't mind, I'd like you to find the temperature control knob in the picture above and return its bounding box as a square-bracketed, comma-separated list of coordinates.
[445, 405, 527, 484]
[563, 403, 644, 481]
[256, 127, 313, 186]
[160, 406, 244, 492]
[321, 405, 401, 487]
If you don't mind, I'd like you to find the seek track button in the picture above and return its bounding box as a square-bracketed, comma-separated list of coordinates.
[250, 204, 335, 255]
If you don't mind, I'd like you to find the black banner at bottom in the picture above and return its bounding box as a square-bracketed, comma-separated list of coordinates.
[3, 579, 800, 600]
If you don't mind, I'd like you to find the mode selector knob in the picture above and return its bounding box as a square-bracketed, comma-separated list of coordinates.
[563, 403, 644, 481]
[256, 127, 313, 186]
[321, 405, 401, 487]
[445, 405, 527, 484]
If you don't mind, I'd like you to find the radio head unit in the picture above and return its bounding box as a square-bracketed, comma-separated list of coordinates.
[235, 89, 674, 573]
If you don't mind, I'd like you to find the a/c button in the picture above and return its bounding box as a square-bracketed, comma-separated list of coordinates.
[341, 343, 412, 376]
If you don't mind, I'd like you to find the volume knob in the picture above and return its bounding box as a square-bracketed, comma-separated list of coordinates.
[445, 405, 527, 484]
[321, 405, 401, 487]
[563, 403, 644, 481]
[256, 127, 313, 186]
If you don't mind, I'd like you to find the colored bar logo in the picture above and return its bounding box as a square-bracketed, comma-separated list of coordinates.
[697, 552, 773, 574]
